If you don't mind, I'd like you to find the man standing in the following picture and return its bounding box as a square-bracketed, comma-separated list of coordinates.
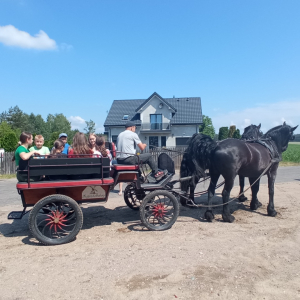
[117, 121, 166, 180]
[58, 133, 70, 154]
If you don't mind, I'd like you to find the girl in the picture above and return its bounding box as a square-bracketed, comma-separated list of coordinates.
[93, 135, 112, 160]
[88, 133, 97, 153]
[68, 132, 93, 158]
[13, 132, 41, 182]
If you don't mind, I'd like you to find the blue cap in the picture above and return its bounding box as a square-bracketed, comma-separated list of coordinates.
[59, 133, 68, 138]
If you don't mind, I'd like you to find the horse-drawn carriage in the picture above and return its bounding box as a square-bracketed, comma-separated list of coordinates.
[10, 152, 184, 245]
[9, 122, 297, 246]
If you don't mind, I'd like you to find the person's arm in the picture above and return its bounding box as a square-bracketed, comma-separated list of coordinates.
[137, 143, 147, 151]
[19, 150, 40, 161]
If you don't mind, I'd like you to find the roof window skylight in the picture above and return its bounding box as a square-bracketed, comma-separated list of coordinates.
[122, 115, 129, 120]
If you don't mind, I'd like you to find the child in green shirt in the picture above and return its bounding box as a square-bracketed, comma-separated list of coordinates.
[29, 135, 50, 157]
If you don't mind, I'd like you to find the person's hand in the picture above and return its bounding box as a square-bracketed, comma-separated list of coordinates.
[33, 151, 40, 156]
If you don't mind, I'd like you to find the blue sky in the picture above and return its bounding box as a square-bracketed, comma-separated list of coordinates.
[0, 0, 299, 134]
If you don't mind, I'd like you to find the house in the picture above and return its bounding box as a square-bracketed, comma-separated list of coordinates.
[104, 92, 203, 148]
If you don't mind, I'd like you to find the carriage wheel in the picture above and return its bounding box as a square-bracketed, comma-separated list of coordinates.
[29, 194, 83, 246]
[124, 183, 146, 210]
[140, 190, 179, 231]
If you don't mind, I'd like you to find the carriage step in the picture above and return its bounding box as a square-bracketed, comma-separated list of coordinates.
[8, 209, 28, 220]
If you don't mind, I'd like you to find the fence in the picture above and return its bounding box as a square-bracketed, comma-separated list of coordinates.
[0, 152, 16, 175]
[0, 147, 187, 175]
[148, 146, 187, 169]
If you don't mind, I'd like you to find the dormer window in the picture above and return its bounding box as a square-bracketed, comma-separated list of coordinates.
[122, 115, 129, 120]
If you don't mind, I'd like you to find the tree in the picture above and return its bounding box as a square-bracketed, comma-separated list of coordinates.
[199, 115, 215, 139]
[218, 127, 229, 140]
[0, 122, 18, 151]
[84, 119, 96, 134]
[5, 106, 30, 131]
[228, 125, 236, 138]
[233, 129, 241, 139]
[1, 132, 18, 151]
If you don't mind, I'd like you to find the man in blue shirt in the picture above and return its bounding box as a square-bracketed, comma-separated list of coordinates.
[59, 133, 70, 154]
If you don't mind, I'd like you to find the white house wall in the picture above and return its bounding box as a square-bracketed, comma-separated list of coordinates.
[140, 95, 173, 123]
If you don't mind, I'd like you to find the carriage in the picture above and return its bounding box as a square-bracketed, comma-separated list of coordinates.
[9, 152, 186, 245]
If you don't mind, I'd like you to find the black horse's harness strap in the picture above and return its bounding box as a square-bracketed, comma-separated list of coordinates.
[245, 138, 281, 162]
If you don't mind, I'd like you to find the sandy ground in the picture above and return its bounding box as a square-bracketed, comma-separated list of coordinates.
[0, 178, 300, 300]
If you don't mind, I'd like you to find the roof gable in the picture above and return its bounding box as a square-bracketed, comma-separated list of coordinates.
[135, 92, 176, 113]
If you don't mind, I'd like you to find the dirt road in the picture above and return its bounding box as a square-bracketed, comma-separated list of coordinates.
[0, 173, 300, 299]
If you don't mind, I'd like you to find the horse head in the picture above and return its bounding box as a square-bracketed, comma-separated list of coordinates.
[265, 124, 298, 153]
[241, 124, 263, 140]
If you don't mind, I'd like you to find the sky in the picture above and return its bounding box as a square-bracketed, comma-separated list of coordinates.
[0, 0, 299, 134]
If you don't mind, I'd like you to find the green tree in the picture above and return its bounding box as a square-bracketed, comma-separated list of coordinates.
[5, 106, 30, 131]
[218, 127, 229, 140]
[1, 132, 18, 151]
[84, 119, 96, 134]
[233, 129, 241, 139]
[199, 115, 215, 139]
[228, 125, 236, 138]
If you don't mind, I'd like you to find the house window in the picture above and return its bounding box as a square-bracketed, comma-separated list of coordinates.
[150, 114, 162, 130]
[161, 136, 166, 147]
[149, 136, 159, 149]
[122, 115, 129, 120]
[176, 137, 189, 146]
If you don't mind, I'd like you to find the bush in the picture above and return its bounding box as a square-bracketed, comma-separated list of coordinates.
[218, 127, 229, 140]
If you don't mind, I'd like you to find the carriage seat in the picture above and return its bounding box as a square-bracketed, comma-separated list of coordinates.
[112, 164, 139, 171]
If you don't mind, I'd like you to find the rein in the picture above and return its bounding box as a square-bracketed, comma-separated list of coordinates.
[181, 160, 275, 208]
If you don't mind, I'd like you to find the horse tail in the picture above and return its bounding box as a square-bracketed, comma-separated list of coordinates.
[187, 133, 217, 177]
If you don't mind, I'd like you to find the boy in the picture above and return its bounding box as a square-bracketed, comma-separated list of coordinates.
[29, 135, 50, 157]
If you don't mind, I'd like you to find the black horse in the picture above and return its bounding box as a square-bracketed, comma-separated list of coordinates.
[180, 122, 298, 223]
[238, 124, 263, 201]
[180, 124, 263, 204]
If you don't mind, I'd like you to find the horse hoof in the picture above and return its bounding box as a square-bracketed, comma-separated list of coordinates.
[238, 195, 248, 202]
[250, 200, 262, 210]
[222, 214, 235, 223]
[205, 210, 214, 222]
[257, 201, 262, 208]
[268, 210, 277, 217]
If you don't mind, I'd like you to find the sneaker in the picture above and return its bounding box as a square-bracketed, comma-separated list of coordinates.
[154, 169, 168, 180]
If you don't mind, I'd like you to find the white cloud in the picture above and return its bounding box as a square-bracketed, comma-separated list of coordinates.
[0, 25, 57, 50]
[68, 116, 86, 131]
[68, 116, 104, 133]
[211, 100, 300, 134]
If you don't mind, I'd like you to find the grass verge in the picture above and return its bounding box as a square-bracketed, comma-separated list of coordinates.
[0, 174, 16, 180]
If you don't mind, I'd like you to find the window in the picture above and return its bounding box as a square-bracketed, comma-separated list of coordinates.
[122, 115, 129, 120]
[112, 135, 118, 145]
[150, 114, 162, 130]
[176, 137, 189, 146]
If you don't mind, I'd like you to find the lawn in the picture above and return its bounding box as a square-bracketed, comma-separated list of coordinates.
[281, 143, 300, 163]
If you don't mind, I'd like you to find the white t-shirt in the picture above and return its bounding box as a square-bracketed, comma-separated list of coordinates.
[117, 130, 141, 159]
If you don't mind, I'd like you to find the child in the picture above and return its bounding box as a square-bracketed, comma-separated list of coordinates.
[13, 132, 41, 182]
[68, 132, 93, 158]
[93, 135, 112, 160]
[48, 140, 68, 180]
[88, 133, 97, 153]
[29, 135, 50, 158]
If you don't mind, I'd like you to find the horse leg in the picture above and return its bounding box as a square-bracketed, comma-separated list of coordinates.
[238, 175, 248, 202]
[204, 173, 219, 222]
[221, 177, 235, 223]
[249, 177, 262, 210]
[267, 167, 278, 217]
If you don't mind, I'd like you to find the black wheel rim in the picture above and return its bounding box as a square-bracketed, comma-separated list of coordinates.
[144, 194, 176, 228]
[35, 201, 77, 240]
[125, 186, 144, 208]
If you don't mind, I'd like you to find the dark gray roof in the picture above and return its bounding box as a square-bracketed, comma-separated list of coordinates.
[104, 93, 202, 126]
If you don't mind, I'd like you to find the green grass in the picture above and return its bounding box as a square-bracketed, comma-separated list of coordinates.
[0, 174, 16, 179]
[282, 144, 300, 163]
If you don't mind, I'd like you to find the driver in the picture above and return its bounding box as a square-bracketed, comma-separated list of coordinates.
[116, 121, 166, 180]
